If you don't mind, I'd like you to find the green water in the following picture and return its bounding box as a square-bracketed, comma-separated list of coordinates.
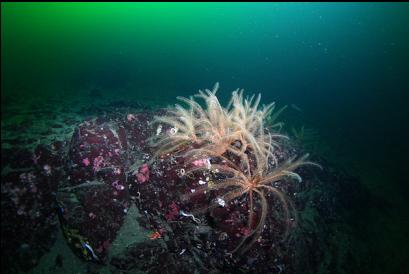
[2, 3, 408, 273]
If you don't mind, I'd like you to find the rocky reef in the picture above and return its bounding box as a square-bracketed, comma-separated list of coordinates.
[1, 85, 368, 273]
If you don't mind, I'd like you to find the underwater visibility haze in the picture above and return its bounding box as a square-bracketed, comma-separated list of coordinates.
[1, 2, 409, 274]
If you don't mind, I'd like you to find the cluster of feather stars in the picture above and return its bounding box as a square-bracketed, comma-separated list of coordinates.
[150, 83, 321, 254]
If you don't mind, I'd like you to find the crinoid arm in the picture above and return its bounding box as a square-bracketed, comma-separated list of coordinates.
[257, 153, 322, 185]
[232, 188, 268, 255]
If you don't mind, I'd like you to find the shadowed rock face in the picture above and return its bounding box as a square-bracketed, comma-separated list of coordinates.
[1, 142, 64, 273]
[56, 113, 157, 263]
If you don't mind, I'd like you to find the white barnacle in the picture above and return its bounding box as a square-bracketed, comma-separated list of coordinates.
[178, 168, 186, 177]
[169, 127, 178, 135]
[216, 197, 226, 207]
[156, 124, 163, 136]
[206, 158, 211, 169]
